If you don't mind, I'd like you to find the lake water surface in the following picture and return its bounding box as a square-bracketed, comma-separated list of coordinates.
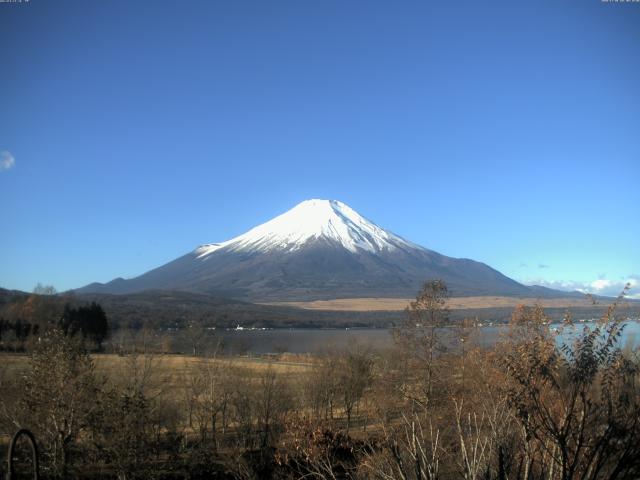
[214, 320, 640, 355]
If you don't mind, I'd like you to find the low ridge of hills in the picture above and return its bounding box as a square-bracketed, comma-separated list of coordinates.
[3, 287, 636, 331]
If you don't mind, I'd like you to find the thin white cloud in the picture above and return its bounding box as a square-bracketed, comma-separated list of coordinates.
[0, 151, 15, 172]
[523, 275, 640, 299]
[591, 279, 611, 291]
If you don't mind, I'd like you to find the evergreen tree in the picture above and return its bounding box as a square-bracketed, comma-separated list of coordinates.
[59, 302, 109, 350]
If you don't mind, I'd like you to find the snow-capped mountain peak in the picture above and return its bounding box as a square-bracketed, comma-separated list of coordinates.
[77, 198, 539, 300]
[195, 199, 417, 257]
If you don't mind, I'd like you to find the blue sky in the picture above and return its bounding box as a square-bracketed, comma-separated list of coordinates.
[1, 0, 639, 297]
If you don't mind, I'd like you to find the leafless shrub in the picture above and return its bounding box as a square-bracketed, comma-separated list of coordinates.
[500, 287, 640, 479]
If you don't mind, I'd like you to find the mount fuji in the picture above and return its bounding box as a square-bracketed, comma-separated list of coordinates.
[77, 199, 551, 301]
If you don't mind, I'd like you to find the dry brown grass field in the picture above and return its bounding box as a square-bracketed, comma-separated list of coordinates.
[0, 352, 315, 396]
[0, 351, 314, 371]
[263, 295, 597, 311]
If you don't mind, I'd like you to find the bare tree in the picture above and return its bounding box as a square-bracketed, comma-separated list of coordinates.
[184, 322, 208, 356]
[255, 365, 292, 448]
[337, 348, 374, 434]
[500, 290, 640, 480]
[20, 328, 99, 477]
[394, 280, 450, 407]
[305, 354, 340, 423]
[364, 409, 442, 480]
[33, 283, 57, 295]
[186, 345, 232, 450]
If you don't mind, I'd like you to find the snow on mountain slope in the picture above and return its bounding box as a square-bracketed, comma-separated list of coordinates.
[76, 198, 543, 300]
[195, 199, 418, 257]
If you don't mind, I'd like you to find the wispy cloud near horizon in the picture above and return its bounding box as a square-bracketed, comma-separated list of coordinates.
[522, 275, 640, 299]
[0, 151, 15, 172]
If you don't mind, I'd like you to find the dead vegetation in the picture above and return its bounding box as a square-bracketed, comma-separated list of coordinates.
[1, 282, 639, 479]
[262, 296, 604, 312]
